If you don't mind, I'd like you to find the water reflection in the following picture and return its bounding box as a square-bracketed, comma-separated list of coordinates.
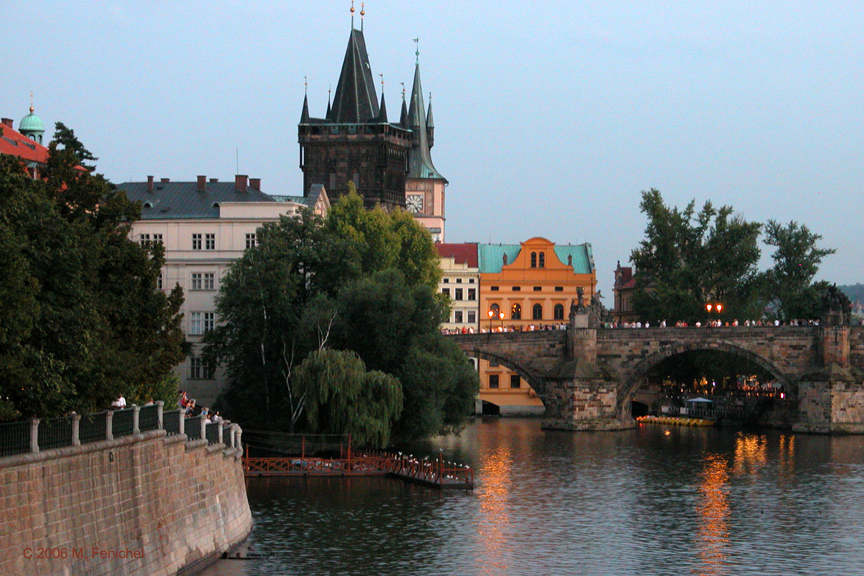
[200, 420, 864, 576]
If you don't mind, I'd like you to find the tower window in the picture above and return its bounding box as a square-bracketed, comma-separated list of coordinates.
[530, 252, 537, 268]
[511, 303, 522, 320]
[539, 252, 545, 268]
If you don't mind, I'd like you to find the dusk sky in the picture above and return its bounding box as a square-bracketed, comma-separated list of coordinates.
[5, 1, 862, 298]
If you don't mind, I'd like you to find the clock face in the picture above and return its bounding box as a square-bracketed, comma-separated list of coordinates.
[406, 194, 424, 214]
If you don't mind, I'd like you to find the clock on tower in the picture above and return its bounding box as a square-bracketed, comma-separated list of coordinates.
[406, 194, 424, 214]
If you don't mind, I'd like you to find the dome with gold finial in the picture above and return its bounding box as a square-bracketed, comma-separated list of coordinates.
[19, 103, 45, 144]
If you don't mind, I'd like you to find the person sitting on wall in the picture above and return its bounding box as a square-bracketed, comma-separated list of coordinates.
[178, 390, 189, 409]
[111, 394, 126, 410]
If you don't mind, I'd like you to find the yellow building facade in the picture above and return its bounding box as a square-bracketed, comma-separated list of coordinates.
[477, 237, 597, 415]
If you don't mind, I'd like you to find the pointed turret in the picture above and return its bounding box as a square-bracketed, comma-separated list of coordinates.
[406, 61, 444, 180]
[400, 90, 408, 127]
[328, 28, 379, 123]
[326, 88, 332, 118]
[426, 97, 435, 149]
[300, 94, 310, 124]
[378, 92, 388, 123]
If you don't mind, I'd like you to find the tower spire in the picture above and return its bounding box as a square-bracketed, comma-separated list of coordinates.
[361, 2, 365, 31]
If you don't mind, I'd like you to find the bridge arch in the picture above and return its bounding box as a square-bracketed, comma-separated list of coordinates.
[460, 347, 548, 399]
[618, 340, 795, 406]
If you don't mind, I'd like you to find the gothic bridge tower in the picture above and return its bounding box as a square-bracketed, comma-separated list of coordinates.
[299, 10, 447, 238]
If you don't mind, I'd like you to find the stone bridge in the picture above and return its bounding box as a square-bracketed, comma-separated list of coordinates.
[448, 319, 864, 434]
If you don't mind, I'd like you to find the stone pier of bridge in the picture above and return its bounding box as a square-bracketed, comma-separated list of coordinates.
[450, 311, 864, 434]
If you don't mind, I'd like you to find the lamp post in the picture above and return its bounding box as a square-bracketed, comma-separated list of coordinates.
[488, 309, 494, 333]
[499, 311, 505, 332]
[706, 302, 723, 325]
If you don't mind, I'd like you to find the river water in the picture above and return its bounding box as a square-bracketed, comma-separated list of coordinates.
[201, 418, 864, 576]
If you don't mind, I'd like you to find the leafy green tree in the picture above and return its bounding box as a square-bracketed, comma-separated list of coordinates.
[630, 189, 763, 323]
[206, 190, 478, 443]
[0, 133, 186, 420]
[294, 349, 403, 447]
[52, 121, 98, 171]
[763, 220, 836, 321]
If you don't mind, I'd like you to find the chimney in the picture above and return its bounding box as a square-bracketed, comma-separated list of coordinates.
[249, 178, 261, 191]
[197, 175, 206, 192]
[1, 118, 13, 129]
[160, 178, 170, 183]
[209, 178, 219, 183]
[147, 175, 154, 193]
[235, 174, 248, 193]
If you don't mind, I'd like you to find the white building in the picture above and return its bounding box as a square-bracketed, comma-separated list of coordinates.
[118, 175, 328, 407]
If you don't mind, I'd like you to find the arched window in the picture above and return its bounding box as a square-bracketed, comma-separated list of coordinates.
[530, 252, 537, 268]
[511, 303, 522, 320]
[490, 303, 500, 317]
[538, 252, 546, 268]
[554, 304, 565, 320]
[532, 304, 543, 320]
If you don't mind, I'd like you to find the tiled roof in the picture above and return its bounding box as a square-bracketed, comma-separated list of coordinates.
[436, 243, 478, 267]
[0, 123, 49, 165]
[478, 242, 594, 274]
[116, 180, 276, 219]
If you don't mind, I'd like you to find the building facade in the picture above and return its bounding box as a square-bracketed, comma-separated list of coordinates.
[299, 21, 448, 241]
[476, 237, 597, 415]
[117, 175, 329, 407]
[1, 106, 49, 178]
[436, 243, 480, 333]
[613, 262, 638, 324]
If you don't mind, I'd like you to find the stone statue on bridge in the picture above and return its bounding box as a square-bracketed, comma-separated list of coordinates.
[821, 284, 852, 326]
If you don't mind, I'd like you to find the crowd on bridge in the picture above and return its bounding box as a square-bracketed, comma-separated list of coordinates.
[441, 318, 829, 335]
[178, 390, 223, 424]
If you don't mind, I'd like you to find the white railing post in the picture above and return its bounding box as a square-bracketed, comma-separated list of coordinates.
[132, 406, 140, 434]
[217, 423, 224, 445]
[71, 413, 81, 446]
[105, 411, 114, 442]
[30, 418, 40, 454]
[228, 425, 236, 449]
[156, 401, 164, 430]
[200, 416, 207, 441]
[178, 411, 185, 436]
[234, 426, 242, 452]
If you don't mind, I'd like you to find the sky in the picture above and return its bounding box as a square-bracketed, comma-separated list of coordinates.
[4, 1, 863, 299]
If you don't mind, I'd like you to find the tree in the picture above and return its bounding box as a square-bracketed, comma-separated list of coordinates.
[763, 220, 836, 321]
[0, 132, 186, 420]
[630, 189, 763, 323]
[206, 191, 478, 443]
[52, 121, 98, 171]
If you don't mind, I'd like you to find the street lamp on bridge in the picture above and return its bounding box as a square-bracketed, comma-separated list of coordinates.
[706, 302, 723, 324]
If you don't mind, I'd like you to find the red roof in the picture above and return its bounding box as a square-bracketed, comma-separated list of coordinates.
[0, 121, 49, 165]
[436, 243, 478, 267]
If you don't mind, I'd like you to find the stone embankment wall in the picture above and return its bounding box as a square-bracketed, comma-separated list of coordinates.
[0, 430, 252, 576]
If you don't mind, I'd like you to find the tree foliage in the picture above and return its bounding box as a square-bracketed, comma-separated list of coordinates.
[206, 190, 477, 445]
[0, 134, 186, 420]
[763, 220, 836, 321]
[630, 189, 763, 323]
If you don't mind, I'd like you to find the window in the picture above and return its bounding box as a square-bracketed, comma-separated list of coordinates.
[532, 304, 543, 320]
[456, 278, 462, 284]
[245, 233, 257, 249]
[490, 303, 500, 317]
[490, 286, 499, 291]
[468, 289, 476, 301]
[455, 288, 463, 300]
[139, 233, 150, 246]
[510, 374, 521, 389]
[203, 273, 215, 290]
[190, 312, 203, 335]
[511, 303, 522, 320]
[157, 274, 163, 290]
[512, 286, 521, 292]
[467, 311, 476, 323]
[554, 304, 565, 320]
[191, 273, 202, 290]
[443, 278, 449, 283]
[190, 312, 215, 335]
[533, 286, 542, 292]
[555, 286, 564, 292]
[442, 288, 450, 298]
[530, 252, 537, 268]
[489, 375, 499, 389]
[455, 311, 463, 323]
[469, 279, 475, 284]
[190, 357, 214, 380]
[205, 233, 215, 250]
[192, 234, 202, 250]
[153, 234, 163, 244]
[539, 252, 545, 268]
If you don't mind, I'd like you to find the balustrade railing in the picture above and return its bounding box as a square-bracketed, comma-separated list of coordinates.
[0, 402, 242, 458]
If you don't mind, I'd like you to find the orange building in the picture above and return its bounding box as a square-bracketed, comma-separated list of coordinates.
[477, 237, 597, 415]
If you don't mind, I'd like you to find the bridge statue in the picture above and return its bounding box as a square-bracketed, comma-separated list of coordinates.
[448, 300, 864, 434]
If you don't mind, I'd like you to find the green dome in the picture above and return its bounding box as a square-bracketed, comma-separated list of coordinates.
[19, 108, 45, 134]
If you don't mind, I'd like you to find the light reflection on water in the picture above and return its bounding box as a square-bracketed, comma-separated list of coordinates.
[200, 419, 864, 576]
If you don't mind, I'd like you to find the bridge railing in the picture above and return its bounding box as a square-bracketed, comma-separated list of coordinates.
[0, 403, 244, 458]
